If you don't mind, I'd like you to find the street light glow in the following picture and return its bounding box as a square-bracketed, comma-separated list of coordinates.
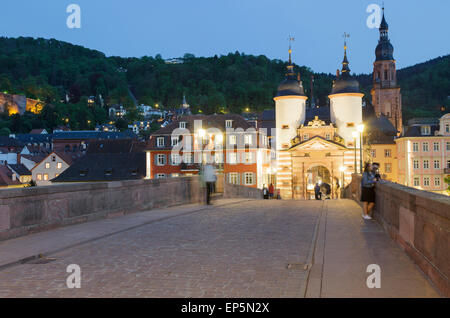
[357, 124, 365, 133]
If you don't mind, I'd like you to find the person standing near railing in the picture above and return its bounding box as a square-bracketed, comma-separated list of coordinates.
[361, 163, 377, 220]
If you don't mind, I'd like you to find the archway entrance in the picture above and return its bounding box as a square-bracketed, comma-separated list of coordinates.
[306, 166, 331, 200]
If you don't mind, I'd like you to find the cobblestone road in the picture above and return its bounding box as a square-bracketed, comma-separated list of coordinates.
[0, 200, 321, 298]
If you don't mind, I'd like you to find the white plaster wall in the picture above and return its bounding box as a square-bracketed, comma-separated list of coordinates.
[330, 95, 363, 145]
[275, 97, 306, 150]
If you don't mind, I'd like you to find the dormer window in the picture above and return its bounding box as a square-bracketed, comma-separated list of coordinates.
[179, 122, 187, 129]
[421, 125, 431, 135]
[225, 120, 233, 128]
[157, 137, 165, 147]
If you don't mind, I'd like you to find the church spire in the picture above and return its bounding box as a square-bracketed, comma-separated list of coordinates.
[379, 6, 389, 39]
[286, 36, 295, 76]
[341, 33, 351, 76]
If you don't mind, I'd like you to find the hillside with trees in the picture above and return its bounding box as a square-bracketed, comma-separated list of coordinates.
[0, 37, 448, 133]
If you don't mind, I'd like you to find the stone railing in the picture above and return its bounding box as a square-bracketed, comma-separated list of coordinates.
[345, 175, 450, 297]
[0, 177, 203, 241]
[223, 183, 263, 199]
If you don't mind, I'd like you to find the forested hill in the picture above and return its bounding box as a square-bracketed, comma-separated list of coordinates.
[0, 37, 449, 122]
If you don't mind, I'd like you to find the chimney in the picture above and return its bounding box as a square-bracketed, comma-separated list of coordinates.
[336, 69, 340, 78]
[17, 153, 21, 164]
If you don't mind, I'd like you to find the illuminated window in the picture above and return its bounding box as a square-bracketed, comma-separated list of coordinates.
[244, 152, 254, 164]
[244, 134, 253, 145]
[171, 154, 180, 165]
[45, 162, 50, 169]
[385, 163, 392, 173]
[37, 174, 42, 181]
[228, 152, 237, 164]
[346, 123, 355, 128]
[282, 125, 289, 130]
[229, 135, 237, 145]
[171, 136, 179, 147]
[43, 174, 49, 181]
[57, 162, 62, 169]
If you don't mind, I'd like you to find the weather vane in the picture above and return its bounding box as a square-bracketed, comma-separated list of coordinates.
[343, 32, 350, 50]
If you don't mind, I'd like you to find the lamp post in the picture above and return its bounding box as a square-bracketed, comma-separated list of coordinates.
[357, 124, 365, 174]
[352, 131, 358, 174]
[339, 166, 346, 199]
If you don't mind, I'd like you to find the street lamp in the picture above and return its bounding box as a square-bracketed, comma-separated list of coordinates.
[352, 131, 358, 174]
[357, 124, 365, 174]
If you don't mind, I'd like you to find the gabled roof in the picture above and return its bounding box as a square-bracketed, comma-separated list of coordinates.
[0, 165, 21, 186]
[52, 153, 146, 182]
[289, 136, 347, 151]
[52, 130, 136, 140]
[7, 164, 32, 176]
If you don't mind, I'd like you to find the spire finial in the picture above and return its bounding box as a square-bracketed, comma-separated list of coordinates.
[288, 35, 295, 64]
[341, 33, 351, 74]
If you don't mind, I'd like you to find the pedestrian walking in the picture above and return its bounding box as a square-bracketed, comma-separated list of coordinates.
[268, 183, 274, 199]
[202, 163, 217, 205]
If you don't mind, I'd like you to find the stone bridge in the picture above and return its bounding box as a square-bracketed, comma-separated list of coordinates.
[0, 177, 448, 297]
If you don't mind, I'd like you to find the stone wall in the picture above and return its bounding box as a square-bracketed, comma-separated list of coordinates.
[345, 175, 450, 297]
[0, 177, 203, 241]
[223, 182, 263, 199]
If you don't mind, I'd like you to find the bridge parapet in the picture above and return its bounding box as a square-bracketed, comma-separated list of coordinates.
[346, 175, 450, 297]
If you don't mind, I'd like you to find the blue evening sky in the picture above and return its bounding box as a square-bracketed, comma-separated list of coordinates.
[1, 0, 449, 74]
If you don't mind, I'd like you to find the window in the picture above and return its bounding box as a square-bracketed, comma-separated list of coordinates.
[229, 172, 239, 185]
[423, 177, 430, 187]
[228, 152, 237, 164]
[446, 124, 450, 133]
[244, 134, 253, 145]
[413, 142, 419, 152]
[229, 135, 237, 145]
[179, 122, 186, 129]
[171, 154, 180, 165]
[37, 174, 42, 181]
[156, 154, 166, 166]
[370, 149, 376, 158]
[384, 149, 392, 158]
[421, 126, 431, 135]
[51, 156, 56, 162]
[384, 70, 388, 80]
[282, 125, 289, 130]
[385, 163, 392, 173]
[422, 142, 429, 152]
[55, 173, 59, 178]
[243, 172, 254, 185]
[183, 153, 193, 164]
[423, 160, 429, 169]
[244, 152, 254, 164]
[448, 160, 450, 169]
[171, 173, 179, 178]
[303, 134, 309, 141]
[434, 177, 441, 187]
[447, 142, 450, 151]
[43, 174, 49, 181]
[433, 142, 440, 151]
[45, 162, 50, 169]
[433, 160, 440, 169]
[156, 174, 166, 179]
[413, 177, 420, 187]
[57, 162, 62, 169]
[171, 136, 179, 147]
[157, 137, 165, 147]
[214, 153, 223, 164]
[346, 123, 355, 128]
[225, 120, 233, 128]
[325, 133, 331, 141]
[413, 160, 419, 169]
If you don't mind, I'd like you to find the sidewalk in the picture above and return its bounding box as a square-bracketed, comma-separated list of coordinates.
[305, 199, 441, 298]
[0, 198, 248, 269]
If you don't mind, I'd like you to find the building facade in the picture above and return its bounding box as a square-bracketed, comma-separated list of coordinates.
[396, 114, 450, 195]
[146, 114, 272, 189]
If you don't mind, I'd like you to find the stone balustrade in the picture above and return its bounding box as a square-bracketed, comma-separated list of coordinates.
[345, 174, 450, 297]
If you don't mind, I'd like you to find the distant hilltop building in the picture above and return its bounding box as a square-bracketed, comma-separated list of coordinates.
[0, 92, 43, 115]
[164, 58, 184, 65]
